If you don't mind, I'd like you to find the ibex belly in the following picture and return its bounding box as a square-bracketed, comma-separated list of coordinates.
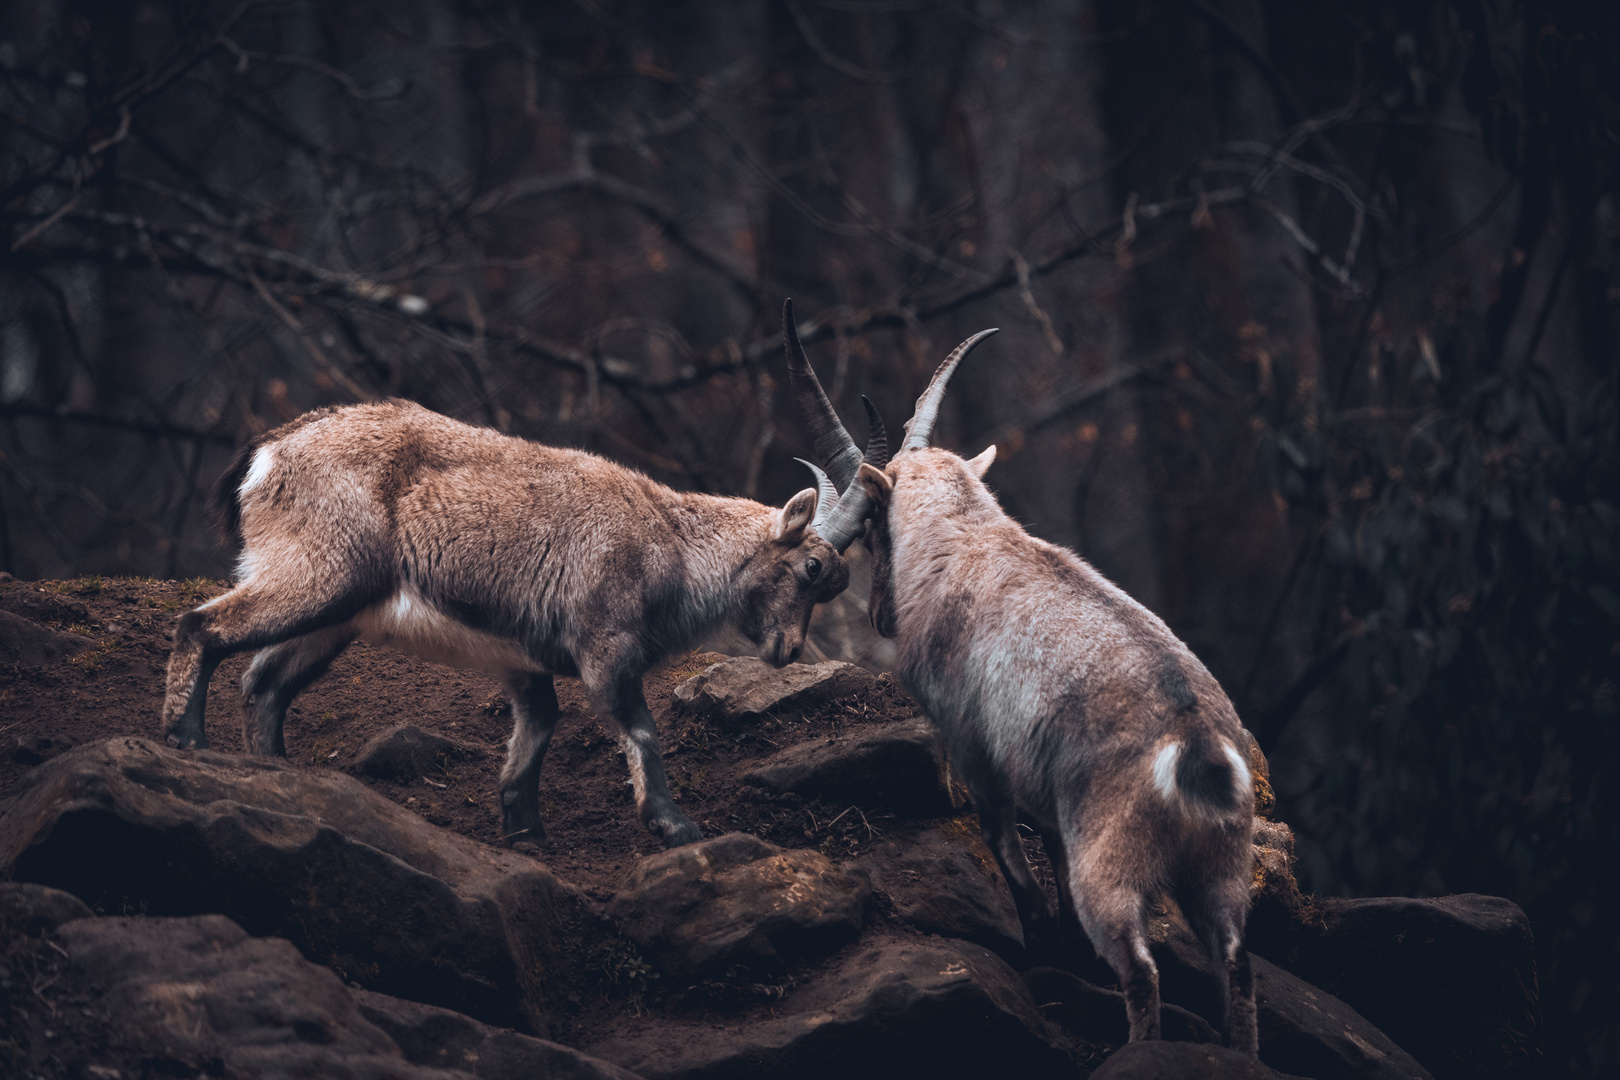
[354, 584, 543, 674]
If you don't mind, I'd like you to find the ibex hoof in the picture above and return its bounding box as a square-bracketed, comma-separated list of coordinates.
[654, 817, 703, 848]
[165, 731, 205, 750]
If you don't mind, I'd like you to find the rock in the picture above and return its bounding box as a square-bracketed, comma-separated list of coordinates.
[0, 608, 92, 667]
[13, 732, 76, 766]
[1269, 895, 1542, 1080]
[590, 939, 1073, 1080]
[0, 880, 95, 933]
[606, 832, 869, 980]
[1091, 1040, 1295, 1079]
[0, 585, 89, 626]
[353, 723, 484, 783]
[671, 657, 875, 722]
[352, 987, 643, 1080]
[46, 913, 455, 1079]
[0, 737, 588, 1034]
[741, 718, 965, 816]
[1023, 966, 1219, 1049]
[861, 829, 1024, 956]
[1237, 726, 1275, 818]
[1143, 905, 1433, 1080]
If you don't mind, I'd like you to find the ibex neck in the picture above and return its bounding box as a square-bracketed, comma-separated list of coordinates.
[668, 491, 776, 614]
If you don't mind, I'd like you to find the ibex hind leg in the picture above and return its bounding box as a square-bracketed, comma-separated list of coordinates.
[498, 672, 560, 851]
[1071, 866, 1161, 1041]
[590, 666, 700, 849]
[1184, 884, 1258, 1054]
[240, 625, 356, 756]
[162, 573, 375, 750]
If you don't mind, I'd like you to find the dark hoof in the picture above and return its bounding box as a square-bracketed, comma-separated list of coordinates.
[165, 731, 206, 750]
[652, 816, 703, 848]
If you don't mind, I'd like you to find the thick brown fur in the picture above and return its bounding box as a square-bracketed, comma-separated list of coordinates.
[164, 400, 848, 850]
[856, 448, 1259, 1053]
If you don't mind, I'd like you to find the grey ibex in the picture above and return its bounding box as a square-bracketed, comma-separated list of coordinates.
[799, 332, 1259, 1052]
[161, 302, 883, 849]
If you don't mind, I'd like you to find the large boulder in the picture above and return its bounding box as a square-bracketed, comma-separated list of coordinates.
[1263, 895, 1542, 1080]
[353, 724, 485, 783]
[0, 879, 94, 933]
[861, 829, 1024, 956]
[606, 833, 869, 980]
[0, 737, 588, 1034]
[1143, 905, 1433, 1080]
[0, 608, 91, 667]
[11, 913, 638, 1080]
[740, 718, 965, 816]
[589, 939, 1073, 1080]
[671, 657, 875, 723]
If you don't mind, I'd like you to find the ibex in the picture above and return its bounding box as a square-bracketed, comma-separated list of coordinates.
[793, 331, 1259, 1052]
[161, 302, 883, 849]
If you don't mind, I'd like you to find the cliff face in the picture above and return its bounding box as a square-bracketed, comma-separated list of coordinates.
[1, 579, 1540, 1079]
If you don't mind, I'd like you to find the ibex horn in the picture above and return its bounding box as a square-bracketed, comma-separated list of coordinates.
[900, 328, 999, 451]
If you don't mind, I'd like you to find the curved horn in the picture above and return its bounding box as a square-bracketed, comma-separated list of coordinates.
[900, 328, 999, 451]
[860, 395, 889, 468]
[794, 458, 839, 533]
[784, 298, 862, 489]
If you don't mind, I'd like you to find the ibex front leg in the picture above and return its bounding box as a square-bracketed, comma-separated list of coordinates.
[591, 667, 701, 848]
[498, 673, 560, 851]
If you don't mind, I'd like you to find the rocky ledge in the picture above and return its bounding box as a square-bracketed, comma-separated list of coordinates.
[0, 637, 1541, 1080]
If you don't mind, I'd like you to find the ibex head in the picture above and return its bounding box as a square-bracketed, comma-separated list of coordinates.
[734, 484, 851, 666]
[851, 328, 999, 638]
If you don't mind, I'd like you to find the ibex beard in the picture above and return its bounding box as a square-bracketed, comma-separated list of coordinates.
[160, 399, 850, 850]
[854, 434, 1260, 1053]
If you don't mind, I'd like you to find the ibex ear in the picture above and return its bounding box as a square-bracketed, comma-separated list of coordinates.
[772, 487, 818, 543]
[966, 445, 996, 479]
[857, 462, 893, 506]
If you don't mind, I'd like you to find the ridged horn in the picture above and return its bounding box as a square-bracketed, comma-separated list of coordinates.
[900, 328, 999, 451]
[794, 458, 839, 533]
[783, 298, 862, 489]
[860, 395, 889, 467]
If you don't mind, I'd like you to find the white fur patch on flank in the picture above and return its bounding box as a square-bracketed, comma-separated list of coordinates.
[356, 583, 541, 674]
[1222, 740, 1252, 795]
[240, 446, 275, 495]
[1152, 742, 1181, 798]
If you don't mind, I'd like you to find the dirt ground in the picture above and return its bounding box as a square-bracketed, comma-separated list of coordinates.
[0, 575, 1079, 1064]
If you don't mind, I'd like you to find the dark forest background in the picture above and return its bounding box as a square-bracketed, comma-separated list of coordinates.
[2, 0, 1616, 1074]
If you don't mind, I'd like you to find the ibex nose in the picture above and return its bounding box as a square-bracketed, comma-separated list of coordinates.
[787, 643, 802, 664]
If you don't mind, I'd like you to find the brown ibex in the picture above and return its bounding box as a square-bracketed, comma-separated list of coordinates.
[161, 302, 883, 849]
[800, 333, 1260, 1052]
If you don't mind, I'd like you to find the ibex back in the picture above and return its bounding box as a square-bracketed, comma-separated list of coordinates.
[848, 336, 1260, 1053]
[161, 394, 868, 849]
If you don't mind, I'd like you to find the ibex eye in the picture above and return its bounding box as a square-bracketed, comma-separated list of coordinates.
[805, 557, 822, 580]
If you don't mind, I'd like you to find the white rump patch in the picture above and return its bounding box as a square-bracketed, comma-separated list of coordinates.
[240, 446, 275, 495]
[1222, 740, 1252, 795]
[1151, 742, 1181, 799]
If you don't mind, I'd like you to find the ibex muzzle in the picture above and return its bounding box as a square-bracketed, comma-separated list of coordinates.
[161, 325, 874, 849]
[830, 333, 1260, 1054]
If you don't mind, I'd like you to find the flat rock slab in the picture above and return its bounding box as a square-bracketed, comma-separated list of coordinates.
[353, 723, 485, 783]
[671, 657, 875, 722]
[1278, 895, 1542, 1080]
[606, 832, 869, 980]
[862, 830, 1024, 956]
[591, 939, 1073, 1080]
[0, 737, 587, 1034]
[1144, 906, 1433, 1080]
[0, 608, 91, 667]
[1092, 1040, 1299, 1079]
[741, 718, 964, 816]
[36, 913, 638, 1080]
